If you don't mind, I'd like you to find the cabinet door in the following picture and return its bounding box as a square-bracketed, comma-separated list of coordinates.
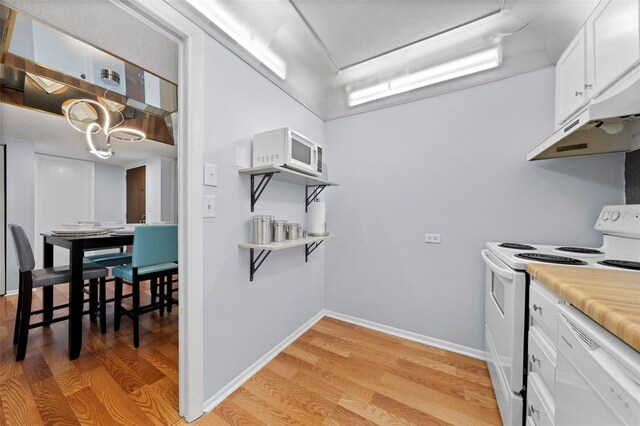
[586, 0, 640, 97]
[555, 29, 587, 125]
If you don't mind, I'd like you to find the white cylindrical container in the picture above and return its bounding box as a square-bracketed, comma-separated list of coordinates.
[307, 198, 327, 236]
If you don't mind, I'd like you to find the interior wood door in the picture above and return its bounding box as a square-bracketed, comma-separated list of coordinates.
[127, 166, 146, 224]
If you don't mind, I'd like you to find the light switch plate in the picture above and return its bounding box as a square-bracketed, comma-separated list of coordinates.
[204, 163, 218, 186]
[236, 146, 248, 168]
[203, 195, 216, 218]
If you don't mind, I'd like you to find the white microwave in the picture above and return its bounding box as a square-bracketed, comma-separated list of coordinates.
[252, 128, 322, 176]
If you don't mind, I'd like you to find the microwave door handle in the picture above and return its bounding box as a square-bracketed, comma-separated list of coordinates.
[481, 250, 514, 280]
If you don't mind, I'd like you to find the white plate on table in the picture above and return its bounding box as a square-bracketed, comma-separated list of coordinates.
[51, 229, 108, 236]
[110, 230, 135, 236]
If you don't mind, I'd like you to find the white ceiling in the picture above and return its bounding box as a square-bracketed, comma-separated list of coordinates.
[291, 0, 503, 69]
[175, 0, 599, 120]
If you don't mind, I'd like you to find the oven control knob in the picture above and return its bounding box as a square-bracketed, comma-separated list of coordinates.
[602, 211, 610, 221]
[611, 211, 620, 221]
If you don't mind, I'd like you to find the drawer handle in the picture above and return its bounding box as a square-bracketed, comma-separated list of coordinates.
[575, 90, 583, 96]
[533, 304, 542, 313]
[529, 404, 538, 416]
[531, 354, 540, 364]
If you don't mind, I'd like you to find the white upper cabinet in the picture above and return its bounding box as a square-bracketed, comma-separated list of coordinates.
[555, 29, 588, 125]
[555, 0, 640, 126]
[586, 0, 640, 98]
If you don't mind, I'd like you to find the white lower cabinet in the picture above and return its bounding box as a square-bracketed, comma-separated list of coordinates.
[527, 279, 560, 426]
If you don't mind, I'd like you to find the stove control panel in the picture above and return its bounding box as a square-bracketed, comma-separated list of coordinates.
[595, 204, 640, 238]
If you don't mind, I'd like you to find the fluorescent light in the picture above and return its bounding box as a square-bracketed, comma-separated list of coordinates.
[348, 46, 502, 107]
[185, 0, 287, 80]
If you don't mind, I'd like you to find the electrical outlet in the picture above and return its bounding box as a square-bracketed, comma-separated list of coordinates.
[204, 163, 218, 186]
[203, 195, 216, 218]
[425, 234, 441, 244]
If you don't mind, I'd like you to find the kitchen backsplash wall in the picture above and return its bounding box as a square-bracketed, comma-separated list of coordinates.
[626, 150, 640, 204]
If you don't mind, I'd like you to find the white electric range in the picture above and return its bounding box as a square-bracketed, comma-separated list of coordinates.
[481, 204, 640, 426]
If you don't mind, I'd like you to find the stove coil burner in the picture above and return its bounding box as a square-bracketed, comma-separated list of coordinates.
[556, 247, 604, 255]
[499, 243, 536, 250]
[515, 253, 587, 265]
[597, 260, 640, 271]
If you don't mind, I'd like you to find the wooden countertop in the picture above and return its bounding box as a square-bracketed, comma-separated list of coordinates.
[527, 264, 640, 352]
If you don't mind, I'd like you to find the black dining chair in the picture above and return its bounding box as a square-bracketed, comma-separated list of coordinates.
[8, 224, 109, 361]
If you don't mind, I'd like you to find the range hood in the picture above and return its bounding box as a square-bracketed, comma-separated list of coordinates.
[527, 68, 640, 161]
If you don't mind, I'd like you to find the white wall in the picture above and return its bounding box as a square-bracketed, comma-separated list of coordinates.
[95, 162, 126, 223]
[2, 136, 35, 294]
[202, 35, 326, 400]
[1, 136, 126, 292]
[324, 68, 625, 351]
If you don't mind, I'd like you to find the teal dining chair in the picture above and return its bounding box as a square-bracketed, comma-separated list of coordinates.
[112, 225, 178, 347]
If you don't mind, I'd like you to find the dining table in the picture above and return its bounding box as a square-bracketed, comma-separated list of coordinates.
[41, 232, 134, 359]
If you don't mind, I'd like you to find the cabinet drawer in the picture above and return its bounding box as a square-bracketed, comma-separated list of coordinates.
[528, 326, 557, 398]
[530, 280, 560, 345]
[528, 375, 555, 426]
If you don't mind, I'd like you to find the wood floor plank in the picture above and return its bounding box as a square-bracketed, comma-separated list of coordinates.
[66, 387, 119, 426]
[0, 374, 44, 426]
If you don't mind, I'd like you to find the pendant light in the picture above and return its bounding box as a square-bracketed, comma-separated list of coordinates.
[62, 69, 147, 160]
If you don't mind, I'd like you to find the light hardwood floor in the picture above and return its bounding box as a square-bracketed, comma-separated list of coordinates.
[1, 286, 501, 426]
[189, 317, 502, 426]
[0, 281, 180, 425]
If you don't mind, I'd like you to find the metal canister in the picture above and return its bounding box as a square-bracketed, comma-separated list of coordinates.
[272, 220, 288, 242]
[287, 223, 301, 240]
[251, 215, 273, 244]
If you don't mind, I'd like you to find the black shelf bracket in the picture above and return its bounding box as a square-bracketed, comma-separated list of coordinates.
[305, 185, 327, 212]
[250, 173, 275, 212]
[250, 248, 272, 282]
[305, 240, 323, 263]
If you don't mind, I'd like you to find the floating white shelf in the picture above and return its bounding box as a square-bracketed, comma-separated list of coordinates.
[238, 165, 339, 187]
[238, 234, 337, 251]
[239, 234, 337, 281]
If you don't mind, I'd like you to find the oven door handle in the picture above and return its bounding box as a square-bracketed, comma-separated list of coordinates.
[481, 249, 514, 280]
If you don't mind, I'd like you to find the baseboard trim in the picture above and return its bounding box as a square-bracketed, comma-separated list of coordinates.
[202, 310, 325, 413]
[202, 309, 487, 413]
[323, 310, 488, 361]
[2, 289, 19, 297]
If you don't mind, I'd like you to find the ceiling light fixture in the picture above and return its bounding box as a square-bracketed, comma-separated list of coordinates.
[25, 73, 68, 95]
[348, 46, 502, 107]
[184, 0, 287, 80]
[62, 69, 147, 160]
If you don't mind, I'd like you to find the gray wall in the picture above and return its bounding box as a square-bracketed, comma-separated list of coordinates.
[324, 68, 625, 351]
[625, 150, 640, 204]
[202, 35, 326, 399]
[2, 136, 35, 294]
[94, 162, 126, 223]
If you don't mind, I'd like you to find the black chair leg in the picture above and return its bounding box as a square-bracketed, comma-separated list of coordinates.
[99, 277, 107, 334]
[132, 283, 140, 348]
[89, 279, 98, 323]
[16, 278, 32, 361]
[151, 278, 157, 305]
[166, 275, 173, 314]
[13, 276, 23, 346]
[158, 276, 165, 317]
[114, 278, 122, 332]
